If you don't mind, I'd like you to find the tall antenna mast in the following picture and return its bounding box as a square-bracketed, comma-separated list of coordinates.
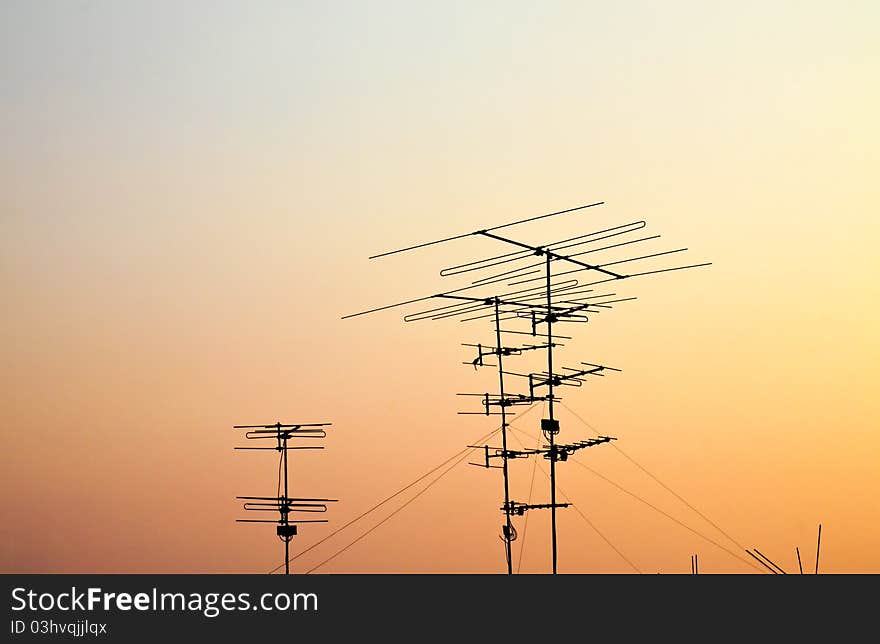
[458, 297, 615, 573]
[344, 202, 710, 573]
[234, 422, 337, 574]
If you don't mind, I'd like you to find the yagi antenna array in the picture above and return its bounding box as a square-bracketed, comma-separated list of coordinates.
[344, 201, 710, 574]
[234, 421, 337, 575]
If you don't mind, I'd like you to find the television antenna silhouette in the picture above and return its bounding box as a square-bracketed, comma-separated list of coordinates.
[343, 201, 710, 574]
[234, 421, 337, 575]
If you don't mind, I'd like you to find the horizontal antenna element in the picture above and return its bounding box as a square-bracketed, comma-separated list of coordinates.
[369, 202, 604, 260]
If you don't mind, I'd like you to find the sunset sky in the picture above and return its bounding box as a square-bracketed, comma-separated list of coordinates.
[2, 1, 878, 574]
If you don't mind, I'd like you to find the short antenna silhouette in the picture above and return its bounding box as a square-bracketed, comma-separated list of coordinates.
[234, 422, 337, 574]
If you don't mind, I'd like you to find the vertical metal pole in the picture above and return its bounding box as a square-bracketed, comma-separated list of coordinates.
[546, 252, 558, 575]
[494, 299, 513, 575]
[282, 425, 290, 576]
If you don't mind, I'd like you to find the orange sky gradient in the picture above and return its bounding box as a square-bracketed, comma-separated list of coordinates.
[2, 1, 878, 574]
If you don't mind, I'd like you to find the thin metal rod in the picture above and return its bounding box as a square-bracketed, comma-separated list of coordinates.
[596, 247, 688, 268]
[458, 302, 602, 326]
[234, 446, 324, 450]
[469, 231, 659, 286]
[237, 496, 338, 502]
[479, 231, 623, 279]
[416, 284, 584, 323]
[283, 431, 290, 576]
[797, 547, 804, 574]
[580, 361, 622, 372]
[233, 422, 332, 429]
[344, 276, 562, 320]
[453, 303, 563, 323]
[244, 428, 327, 435]
[400, 279, 580, 322]
[236, 519, 327, 524]
[588, 261, 713, 282]
[556, 294, 633, 306]
[423, 302, 492, 322]
[524, 284, 606, 300]
[458, 412, 508, 416]
[815, 523, 822, 574]
[495, 279, 583, 301]
[368, 202, 604, 260]
[746, 549, 778, 574]
[448, 288, 604, 324]
[242, 504, 327, 512]
[343, 293, 443, 320]
[508, 261, 712, 288]
[438, 293, 569, 312]
[453, 222, 649, 282]
[444, 220, 643, 278]
[546, 252, 558, 574]
[556, 297, 637, 317]
[495, 299, 513, 575]
[467, 268, 544, 289]
[501, 329, 572, 340]
[754, 548, 787, 574]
